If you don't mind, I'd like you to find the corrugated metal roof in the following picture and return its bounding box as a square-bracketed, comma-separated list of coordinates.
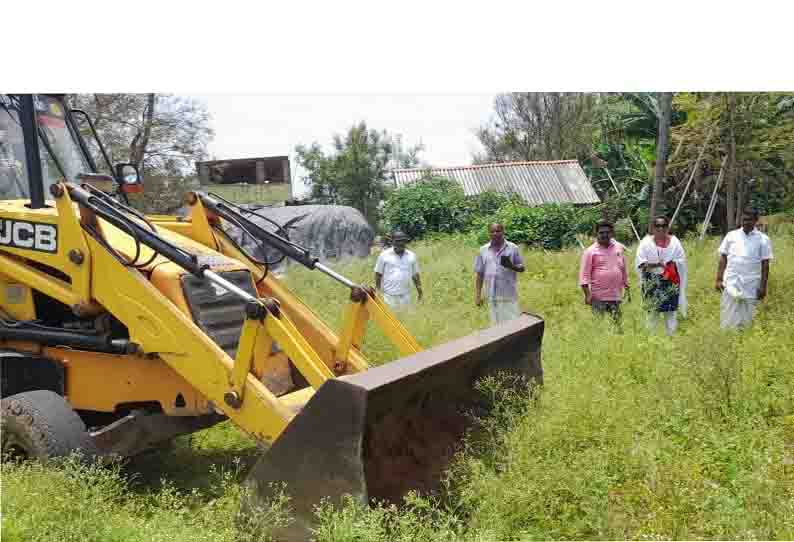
[392, 160, 600, 205]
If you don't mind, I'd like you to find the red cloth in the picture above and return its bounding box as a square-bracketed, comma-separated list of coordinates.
[662, 261, 680, 285]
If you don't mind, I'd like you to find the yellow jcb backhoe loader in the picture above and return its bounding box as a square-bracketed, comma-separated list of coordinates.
[0, 94, 544, 539]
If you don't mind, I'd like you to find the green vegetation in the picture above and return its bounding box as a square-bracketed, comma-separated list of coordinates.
[382, 176, 608, 248]
[199, 183, 291, 205]
[476, 201, 581, 249]
[381, 176, 473, 238]
[476, 92, 794, 235]
[127, 180, 290, 215]
[3, 233, 793, 540]
[381, 176, 515, 239]
[295, 121, 422, 225]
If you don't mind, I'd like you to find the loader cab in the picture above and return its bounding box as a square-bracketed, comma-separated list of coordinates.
[0, 94, 142, 206]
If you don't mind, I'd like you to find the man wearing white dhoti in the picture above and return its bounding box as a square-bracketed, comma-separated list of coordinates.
[715, 208, 773, 329]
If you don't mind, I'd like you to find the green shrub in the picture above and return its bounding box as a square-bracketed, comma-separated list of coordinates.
[475, 202, 579, 249]
[382, 179, 522, 240]
[632, 208, 650, 238]
[383, 176, 586, 249]
[466, 190, 518, 218]
[574, 206, 602, 235]
[613, 218, 638, 244]
[382, 177, 472, 239]
[763, 213, 794, 236]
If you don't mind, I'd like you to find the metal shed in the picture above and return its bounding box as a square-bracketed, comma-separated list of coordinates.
[392, 160, 599, 205]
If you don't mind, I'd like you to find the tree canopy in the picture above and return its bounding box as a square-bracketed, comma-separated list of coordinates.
[295, 121, 422, 225]
[475, 93, 598, 163]
[69, 94, 213, 177]
[476, 92, 794, 233]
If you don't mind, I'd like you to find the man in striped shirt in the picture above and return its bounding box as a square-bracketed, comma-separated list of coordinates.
[474, 223, 525, 325]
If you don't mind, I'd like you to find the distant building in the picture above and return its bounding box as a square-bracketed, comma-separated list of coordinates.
[392, 160, 600, 206]
[196, 156, 291, 188]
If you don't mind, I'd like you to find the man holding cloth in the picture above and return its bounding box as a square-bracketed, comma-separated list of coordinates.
[474, 223, 526, 325]
[579, 220, 629, 323]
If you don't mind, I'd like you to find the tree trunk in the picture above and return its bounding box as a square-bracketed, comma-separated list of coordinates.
[725, 93, 737, 230]
[553, 93, 563, 159]
[92, 95, 105, 132]
[535, 95, 547, 159]
[735, 164, 745, 225]
[129, 93, 156, 174]
[648, 92, 673, 230]
[735, 163, 753, 225]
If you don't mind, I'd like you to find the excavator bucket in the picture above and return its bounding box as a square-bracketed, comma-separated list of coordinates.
[243, 313, 544, 540]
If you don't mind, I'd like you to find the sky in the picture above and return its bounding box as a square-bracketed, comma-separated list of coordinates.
[189, 94, 496, 197]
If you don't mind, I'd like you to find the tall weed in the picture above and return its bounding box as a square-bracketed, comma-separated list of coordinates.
[3, 234, 792, 540]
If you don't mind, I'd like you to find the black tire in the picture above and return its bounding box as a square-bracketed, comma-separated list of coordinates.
[1, 390, 99, 461]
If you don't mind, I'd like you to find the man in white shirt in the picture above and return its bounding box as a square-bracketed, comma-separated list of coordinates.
[374, 230, 423, 310]
[715, 208, 773, 329]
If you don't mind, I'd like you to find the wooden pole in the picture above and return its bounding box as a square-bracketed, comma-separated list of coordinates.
[649, 93, 674, 224]
[700, 155, 728, 240]
[670, 127, 714, 228]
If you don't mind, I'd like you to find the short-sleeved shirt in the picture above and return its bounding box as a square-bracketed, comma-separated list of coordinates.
[579, 240, 628, 302]
[374, 247, 420, 296]
[474, 240, 524, 302]
[718, 228, 773, 300]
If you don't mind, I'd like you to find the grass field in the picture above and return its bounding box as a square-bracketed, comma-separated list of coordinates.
[2, 232, 793, 541]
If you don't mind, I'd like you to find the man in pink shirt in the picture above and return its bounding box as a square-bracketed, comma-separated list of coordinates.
[579, 220, 629, 323]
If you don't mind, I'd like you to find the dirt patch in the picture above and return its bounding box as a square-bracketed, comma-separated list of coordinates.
[363, 401, 468, 503]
